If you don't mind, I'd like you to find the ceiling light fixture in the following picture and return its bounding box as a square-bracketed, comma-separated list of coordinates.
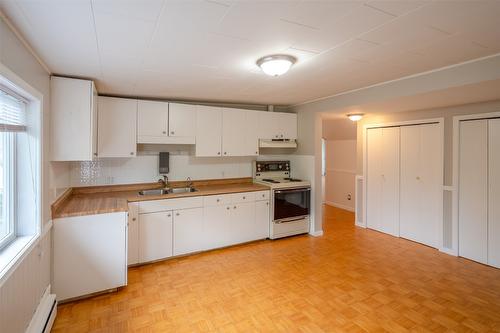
[256, 54, 296, 76]
[347, 113, 364, 121]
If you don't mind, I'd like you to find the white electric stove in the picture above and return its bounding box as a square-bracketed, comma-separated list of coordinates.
[254, 161, 311, 239]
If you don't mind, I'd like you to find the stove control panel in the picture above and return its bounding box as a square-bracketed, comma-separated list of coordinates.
[256, 161, 290, 173]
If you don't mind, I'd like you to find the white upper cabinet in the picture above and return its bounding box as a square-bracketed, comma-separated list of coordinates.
[258, 111, 297, 140]
[222, 108, 259, 157]
[196, 106, 222, 157]
[137, 100, 169, 144]
[50, 76, 97, 161]
[168, 103, 196, 142]
[98, 96, 137, 158]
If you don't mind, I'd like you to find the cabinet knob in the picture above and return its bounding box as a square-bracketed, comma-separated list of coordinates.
[162, 131, 166, 134]
[280, 134, 284, 138]
[275, 135, 279, 138]
[233, 206, 236, 209]
[171, 131, 175, 135]
[255, 151, 258, 154]
[130, 152, 134, 155]
[176, 212, 180, 216]
[226, 206, 230, 210]
[416, 176, 421, 180]
[224, 152, 227, 155]
[216, 199, 220, 202]
[132, 218, 136, 221]
[243, 196, 246, 199]
[94, 153, 97, 156]
[266, 202, 269, 206]
[217, 152, 221, 155]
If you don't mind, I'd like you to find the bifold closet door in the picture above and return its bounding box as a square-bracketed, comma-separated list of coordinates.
[400, 124, 441, 248]
[488, 119, 500, 268]
[366, 127, 400, 237]
[459, 120, 488, 264]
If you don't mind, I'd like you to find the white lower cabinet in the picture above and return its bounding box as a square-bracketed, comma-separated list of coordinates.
[173, 207, 204, 256]
[139, 211, 173, 263]
[255, 200, 270, 239]
[131, 190, 270, 264]
[53, 212, 128, 301]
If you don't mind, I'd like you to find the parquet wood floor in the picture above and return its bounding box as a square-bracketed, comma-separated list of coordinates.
[52, 205, 500, 332]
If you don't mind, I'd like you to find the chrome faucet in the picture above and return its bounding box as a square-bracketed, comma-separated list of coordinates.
[186, 177, 193, 188]
[158, 175, 169, 188]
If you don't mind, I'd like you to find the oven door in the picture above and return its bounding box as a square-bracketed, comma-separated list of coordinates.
[273, 187, 311, 222]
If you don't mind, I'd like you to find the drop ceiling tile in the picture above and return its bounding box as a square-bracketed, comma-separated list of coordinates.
[13, 0, 101, 74]
[93, 10, 157, 59]
[91, 0, 164, 21]
[365, 1, 426, 16]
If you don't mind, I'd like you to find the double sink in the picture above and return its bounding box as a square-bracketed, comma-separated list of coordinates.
[138, 187, 197, 196]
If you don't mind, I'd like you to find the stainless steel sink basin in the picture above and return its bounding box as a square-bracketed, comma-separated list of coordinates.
[169, 187, 197, 194]
[138, 187, 197, 196]
[138, 189, 170, 196]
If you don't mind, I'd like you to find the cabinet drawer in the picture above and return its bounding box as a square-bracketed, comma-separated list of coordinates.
[203, 194, 232, 207]
[139, 196, 203, 214]
[254, 190, 270, 201]
[230, 192, 255, 203]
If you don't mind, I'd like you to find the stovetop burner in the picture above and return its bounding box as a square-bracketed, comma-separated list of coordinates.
[262, 178, 280, 183]
[284, 178, 302, 182]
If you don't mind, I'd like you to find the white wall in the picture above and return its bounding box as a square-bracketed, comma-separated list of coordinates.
[324, 140, 356, 211]
[0, 14, 63, 333]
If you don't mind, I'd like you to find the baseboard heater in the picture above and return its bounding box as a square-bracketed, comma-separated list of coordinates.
[26, 286, 57, 333]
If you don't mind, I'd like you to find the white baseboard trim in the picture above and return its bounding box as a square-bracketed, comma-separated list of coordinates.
[309, 230, 324, 237]
[439, 247, 458, 256]
[26, 284, 57, 333]
[325, 201, 355, 212]
[355, 222, 366, 228]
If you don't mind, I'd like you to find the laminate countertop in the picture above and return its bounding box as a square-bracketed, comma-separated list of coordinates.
[52, 178, 270, 219]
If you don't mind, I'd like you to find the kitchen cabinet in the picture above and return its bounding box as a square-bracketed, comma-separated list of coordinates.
[173, 207, 204, 255]
[53, 212, 128, 301]
[50, 76, 97, 161]
[196, 105, 222, 157]
[169, 103, 196, 140]
[98, 96, 137, 157]
[258, 111, 297, 140]
[255, 200, 270, 240]
[137, 100, 169, 144]
[230, 202, 256, 244]
[128, 203, 139, 265]
[222, 108, 259, 156]
[204, 205, 231, 249]
[139, 211, 173, 263]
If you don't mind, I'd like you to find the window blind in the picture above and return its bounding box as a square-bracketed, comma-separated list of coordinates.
[0, 85, 27, 132]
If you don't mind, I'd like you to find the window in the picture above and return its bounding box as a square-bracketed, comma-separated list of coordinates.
[0, 86, 26, 250]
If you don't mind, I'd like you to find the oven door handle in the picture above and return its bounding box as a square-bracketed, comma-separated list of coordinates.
[274, 188, 311, 194]
[275, 215, 309, 224]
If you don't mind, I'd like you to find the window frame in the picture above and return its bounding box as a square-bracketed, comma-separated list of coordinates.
[0, 116, 18, 251]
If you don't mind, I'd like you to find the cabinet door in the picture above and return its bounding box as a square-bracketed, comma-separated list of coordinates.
[255, 200, 270, 240]
[137, 100, 168, 143]
[222, 108, 246, 156]
[127, 203, 139, 265]
[53, 212, 127, 301]
[204, 205, 231, 249]
[459, 120, 488, 264]
[230, 202, 255, 244]
[244, 111, 259, 156]
[169, 103, 196, 138]
[281, 112, 297, 140]
[98, 96, 137, 157]
[196, 106, 222, 157]
[173, 207, 204, 256]
[50, 76, 95, 161]
[488, 119, 500, 268]
[139, 211, 173, 263]
[258, 112, 280, 139]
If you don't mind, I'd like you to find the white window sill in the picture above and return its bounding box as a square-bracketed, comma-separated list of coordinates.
[0, 235, 38, 283]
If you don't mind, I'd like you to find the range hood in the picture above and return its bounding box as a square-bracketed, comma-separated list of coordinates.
[259, 139, 297, 148]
